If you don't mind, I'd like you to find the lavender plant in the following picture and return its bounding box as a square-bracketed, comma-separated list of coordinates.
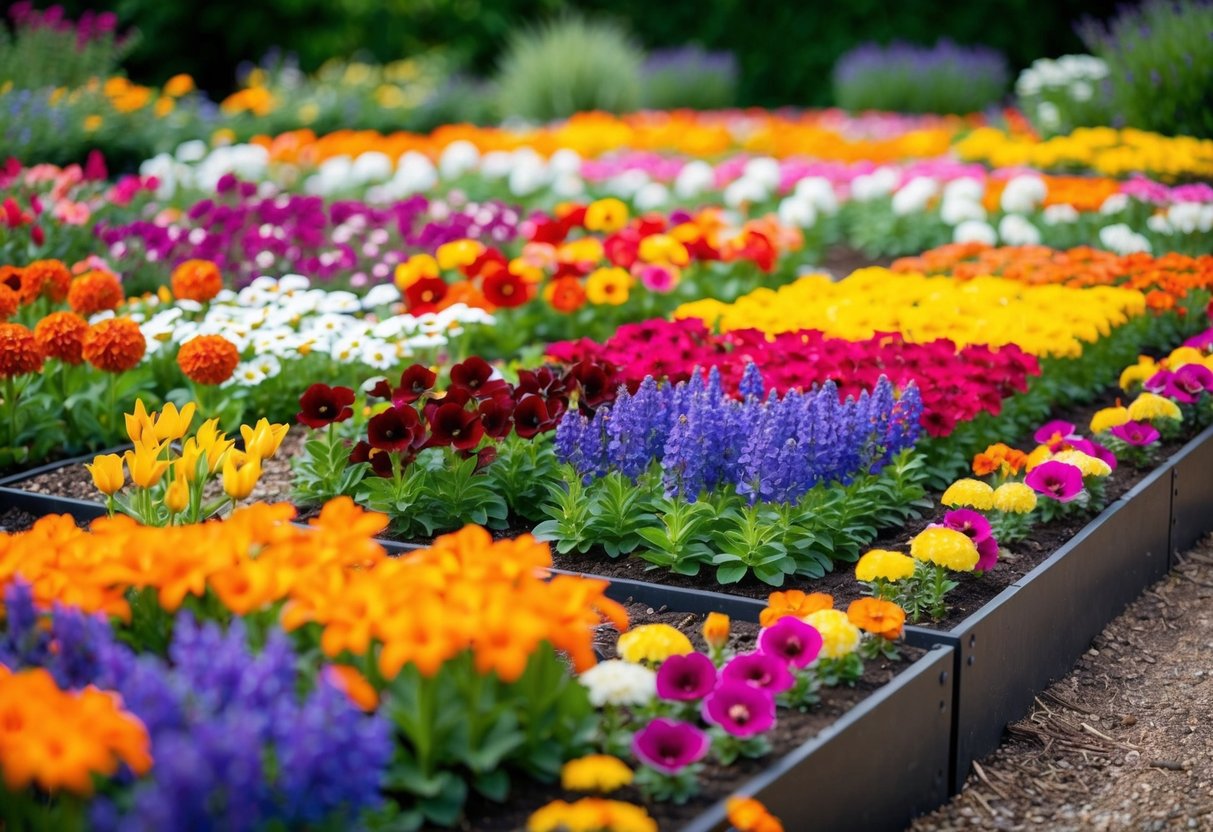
[538, 365, 929, 584]
[639, 47, 738, 110]
[832, 40, 1008, 115]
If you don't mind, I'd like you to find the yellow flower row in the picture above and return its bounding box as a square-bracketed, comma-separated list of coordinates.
[955, 126, 1213, 181]
[674, 269, 1147, 358]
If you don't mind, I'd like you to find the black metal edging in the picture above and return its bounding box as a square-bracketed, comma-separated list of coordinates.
[902, 455, 1177, 794]
[0, 445, 131, 487]
[680, 645, 954, 832]
[0, 486, 109, 524]
[1168, 423, 1213, 564]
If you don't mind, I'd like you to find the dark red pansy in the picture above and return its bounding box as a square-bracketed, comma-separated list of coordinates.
[349, 440, 393, 477]
[478, 397, 514, 439]
[449, 356, 507, 399]
[297, 383, 356, 429]
[427, 402, 485, 450]
[566, 360, 618, 410]
[372, 364, 438, 405]
[367, 405, 424, 452]
[513, 395, 558, 439]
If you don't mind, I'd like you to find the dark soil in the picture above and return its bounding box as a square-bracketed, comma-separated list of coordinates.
[815, 246, 895, 279]
[0, 506, 89, 532]
[454, 601, 923, 832]
[909, 538, 1213, 831]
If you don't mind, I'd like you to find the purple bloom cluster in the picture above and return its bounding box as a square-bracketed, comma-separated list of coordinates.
[0, 582, 390, 829]
[8, 2, 120, 46]
[96, 178, 523, 286]
[555, 366, 923, 504]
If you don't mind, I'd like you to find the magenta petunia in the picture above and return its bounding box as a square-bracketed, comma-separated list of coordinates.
[1024, 460, 1085, 502]
[655, 652, 717, 701]
[942, 508, 992, 544]
[757, 617, 823, 669]
[975, 535, 999, 572]
[1035, 420, 1077, 448]
[1068, 437, 1118, 470]
[1167, 364, 1213, 403]
[631, 718, 710, 774]
[702, 680, 776, 737]
[1110, 420, 1161, 447]
[720, 651, 795, 693]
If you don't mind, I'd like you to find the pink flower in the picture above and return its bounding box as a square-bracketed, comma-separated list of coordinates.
[943, 508, 992, 544]
[632, 718, 710, 773]
[702, 681, 776, 737]
[1110, 420, 1160, 447]
[757, 617, 822, 669]
[53, 200, 91, 226]
[655, 653, 717, 701]
[1025, 460, 1085, 502]
[975, 536, 999, 572]
[1035, 420, 1077, 449]
[721, 651, 795, 694]
[637, 263, 679, 293]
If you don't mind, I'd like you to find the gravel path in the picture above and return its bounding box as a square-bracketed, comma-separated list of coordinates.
[909, 539, 1213, 832]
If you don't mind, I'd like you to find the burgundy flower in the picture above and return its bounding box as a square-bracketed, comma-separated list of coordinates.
[516, 366, 569, 401]
[1025, 460, 1085, 502]
[477, 397, 515, 439]
[655, 652, 717, 701]
[371, 364, 437, 405]
[349, 440, 393, 477]
[757, 618, 823, 669]
[631, 718, 709, 774]
[469, 445, 497, 472]
[449, 356, 507, 399]
[367, 405, 424, 452]
[720, 651, 795, 694]
[942, 508, 992, 545]
[701, 680, 776, 737]
[1110, 420, 1161, 447]
[567, 359, 618, 410]
[427, 402, 484, 450]
[297, 383, 356, 429]
[512, 395, 558, 439]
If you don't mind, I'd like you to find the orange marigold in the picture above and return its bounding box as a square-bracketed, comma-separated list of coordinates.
[726, 796, 785, 832]
[0, 322, 44, 377]
[170, 259, 223, 302]
[0, 284, 18, 320]
[24, 259, 72, 303]
[82, 318, 146, 373]
[177, 335, 240, 385]
[846, 597, 906, 640]
[0, 265, 46, 305]
[759, 590, 834, 628]
[68, 270, 124, 316]
[34, 311, 89, 364]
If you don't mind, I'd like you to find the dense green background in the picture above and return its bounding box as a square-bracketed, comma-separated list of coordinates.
[56, 0, 1120, 105]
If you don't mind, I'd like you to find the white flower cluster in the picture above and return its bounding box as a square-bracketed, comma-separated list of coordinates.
[120, 275, 494, 382]
[578, 660, 656, 708]
[1014, 55, 1109, 132]
[1099, 223, 1152, 255]
[1147, 203, 1213, 236]
[140, 142, 273, 198]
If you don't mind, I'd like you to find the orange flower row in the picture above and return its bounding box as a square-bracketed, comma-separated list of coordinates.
[759, 590, 905, 640]
[0, 667, 152, 796]
[892, 244, 1213, 309]
[0, 499, 627, 685]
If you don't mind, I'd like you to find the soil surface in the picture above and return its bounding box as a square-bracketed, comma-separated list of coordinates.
[455, 601, 923, 832]
[909, 538, 1213, 832]
[814, 246, 894, 279]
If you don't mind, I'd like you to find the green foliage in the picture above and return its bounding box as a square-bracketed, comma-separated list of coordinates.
[493, 14, 644, 121]
[0, 9, 132, 90]
[1079, 0, 1213, 138]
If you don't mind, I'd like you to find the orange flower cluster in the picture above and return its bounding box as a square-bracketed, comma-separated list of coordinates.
[759, 590, 835, 627]
[972, 442, 1029, 477]
[1, 260, 72, 309]
[177, 335, 240, 385]
[170, 259, 224, 303]
[0, 667, 152, 796]
[0, 500, 627, 686]
[0, 322, 44, 377]
[34, 311, 89, 365]
[980, 175, 1123, 213]
[82, 318, 146, 373]
[727, 796, 785, 832]
[892, 244, 1213, 310]
[846, 597, 906, 640]
[250, 111, 971, 166]
[67, 270, 125, 316]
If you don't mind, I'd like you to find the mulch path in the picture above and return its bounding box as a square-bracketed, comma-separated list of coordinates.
[908, 538, 1213, 832]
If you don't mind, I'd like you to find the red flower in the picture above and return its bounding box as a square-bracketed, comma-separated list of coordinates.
[482, 269, 528, 308]
[477, 397, 515, 439]
[513, 395, 558, 439]
[465, 249, 508, 279]
[449, 356, 507, 399]
[404, 277, 448, 312]
[567, 360, 618, 410]
[349, 440, 393, 477]
[297, 383, 355, 429]
[604, 230, 641, 269]
[370, 364, 437, 405]
[2, 198, 31, 228]
[427, 402, 484, 450]
[367, 405, 425, 452]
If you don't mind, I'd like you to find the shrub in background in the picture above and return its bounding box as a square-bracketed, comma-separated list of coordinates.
[639, 46, 737, 110]
[1078, 0, 1213, 138]
[0, 2, 133, 89]
[493, 13, 643, 122]
[832, 40, 1009, 114]
[1015, 54, 1116, 136]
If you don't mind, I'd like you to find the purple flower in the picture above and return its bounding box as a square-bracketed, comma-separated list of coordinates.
[720, 651, 795, 694]
[702, 680, 776, 737]
[1110, 420, 1161, 447]
[631, 718, 710, 773]
[1025, 460, 1085, 502]
[942, 508, 992, 544]
[1035, 420, 1077, 446]
[975, 535, 999, 572]
[656, 653, 717, 701]
[1167, 364, 1213, 403]
[757, 618, 822, 669]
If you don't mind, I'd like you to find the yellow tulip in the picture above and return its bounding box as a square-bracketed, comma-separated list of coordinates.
[85, 454, 125, 496]
[195, 418, 234, 473]
[240, 419, 289, 460]
[124, 399, 156, 445]
[164, 477, 189, 514]
[123, 444, 170, 489]
[153, 402, 196, 443]
[223, 453, 262, 501]
[174, 439, 205, 483]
